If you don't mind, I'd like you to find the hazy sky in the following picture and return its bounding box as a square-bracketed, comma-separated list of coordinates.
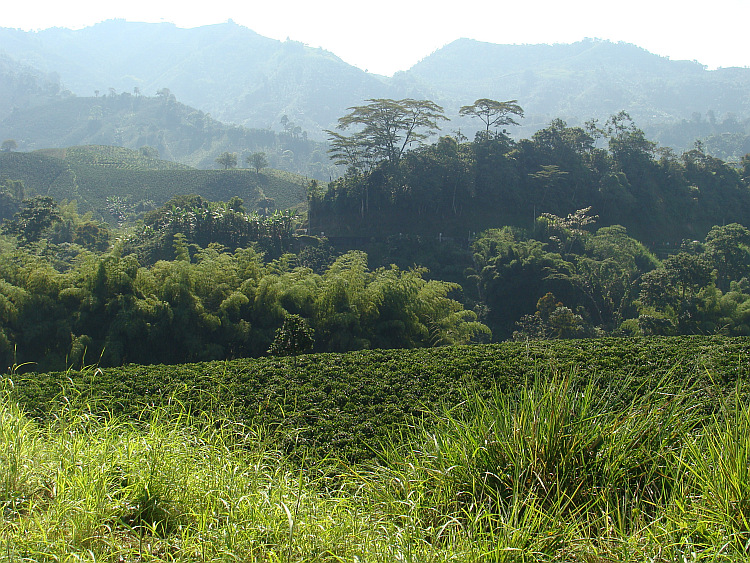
[3, 0, 749, 75]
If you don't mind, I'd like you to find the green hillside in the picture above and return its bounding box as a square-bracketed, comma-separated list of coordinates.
[10, 336, 750, 463]
[0, 92, 336, 179]
[4, 337, 750, 560]
[0, 147, 309, 221]
[37, 145, 192, 171]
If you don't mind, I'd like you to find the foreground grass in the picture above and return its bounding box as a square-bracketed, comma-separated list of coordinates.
[3, 367, 750, 561]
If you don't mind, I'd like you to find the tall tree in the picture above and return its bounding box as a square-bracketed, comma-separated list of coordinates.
[247, 152, 268, 174]
[459, 99, 524, 135]
[1, 139, 17, 152]
[326, 98, 447, 169]
[1, 196, 62, 244]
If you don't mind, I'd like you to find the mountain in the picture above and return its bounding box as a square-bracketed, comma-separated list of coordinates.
[0, 20, 412, 138]
[0, 90, 336, 178]
[408, 38, 750, 146]
[0, 53, 64, 121]
[1, 22, 750, 159]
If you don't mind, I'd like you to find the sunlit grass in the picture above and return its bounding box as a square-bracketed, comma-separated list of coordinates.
[2, 367, 750, 561]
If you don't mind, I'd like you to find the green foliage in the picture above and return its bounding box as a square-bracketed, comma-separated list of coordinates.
[215, 151, 238, 170]
[72, 221, 110, 251]
[0, 178, 26, 222]
[268, 313, 314, 356]
[126, 195, 297, 264]
[326, 98, 448, 171]
[514, 292, 594, 340]
[0, 239, 487, 369]
[4, 350, 750, 560]
[1, 196, 62, 244]
[459, 98, 524, 134]
[8, 337, 750, 466]
[314, 113, 750, 243]
[247, 151, 268, 174]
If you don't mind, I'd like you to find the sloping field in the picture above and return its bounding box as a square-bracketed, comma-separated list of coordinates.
[0, 146, 308, 220]
[10, 336, 749, 462]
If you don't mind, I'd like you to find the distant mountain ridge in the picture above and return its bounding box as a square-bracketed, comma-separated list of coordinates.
[1, 21, 749, 157]
[411, 38, 750, 134]
[0, 20, 403, 137]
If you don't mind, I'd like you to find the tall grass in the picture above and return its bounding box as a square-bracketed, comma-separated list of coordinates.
[2, 367, 750, 561]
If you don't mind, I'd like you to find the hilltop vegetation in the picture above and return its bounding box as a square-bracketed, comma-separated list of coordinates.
[314, 111, 750, 242]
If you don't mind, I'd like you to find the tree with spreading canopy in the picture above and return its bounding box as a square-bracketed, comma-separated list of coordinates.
[247, 152, 268, 174]
[326, 98, 448, 170]
[1, 139, 18, 152]
[215, 152, 238, 170]
[1, 196, 62, 244]
[459, 99, 524, 135]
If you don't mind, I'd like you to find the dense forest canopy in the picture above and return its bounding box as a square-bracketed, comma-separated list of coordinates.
[313, 107, 750, 243]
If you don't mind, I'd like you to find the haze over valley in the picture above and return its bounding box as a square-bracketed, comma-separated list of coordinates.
[2, 20, 750, 166]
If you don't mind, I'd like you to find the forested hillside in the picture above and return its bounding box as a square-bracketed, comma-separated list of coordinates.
[0, 90, 335, 178]
[0, 53, 64, 121]
[313, 110, 750, 242]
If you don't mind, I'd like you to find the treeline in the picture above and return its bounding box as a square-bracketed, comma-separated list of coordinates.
[0, 243, 487, 372]
[466, 216, 750, 340]
[0, 191, 748, 368]
[311, 112, 750, 243]
[0, 191, 489, 370]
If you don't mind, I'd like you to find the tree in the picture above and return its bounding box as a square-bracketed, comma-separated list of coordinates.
[73, 222, 111, 252]
[704, 223, 750, 291]
[326, 98, 447, 169]
[1, 196, 62, 244]
[247, 152, 268, 174]
[459, 99, 524, 135]
[268, 313, 314, 357]
[215, 152, 238, 170]
[0, 179, 25, 221]
[1, 139, 17, 152]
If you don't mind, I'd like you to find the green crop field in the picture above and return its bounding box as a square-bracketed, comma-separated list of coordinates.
[4, 336, 750, 561]
[9, 336, 749, 463]
[0, 147, 309, 221]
